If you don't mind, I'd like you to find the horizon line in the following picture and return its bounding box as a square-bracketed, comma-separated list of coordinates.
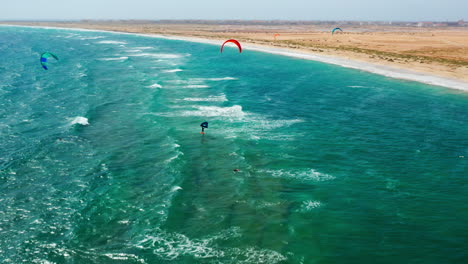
[1, 18, 466, 23]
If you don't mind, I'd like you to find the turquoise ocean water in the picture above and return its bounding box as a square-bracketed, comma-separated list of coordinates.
[0, 26, 467, 263]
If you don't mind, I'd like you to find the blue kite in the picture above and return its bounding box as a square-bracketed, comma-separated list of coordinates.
[332, 27, 343, 35]
[40, 52, 59, 70]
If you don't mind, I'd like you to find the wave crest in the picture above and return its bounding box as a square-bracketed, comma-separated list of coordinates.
[70, 116, 89, 126]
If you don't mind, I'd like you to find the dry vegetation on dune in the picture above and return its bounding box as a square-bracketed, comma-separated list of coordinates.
[6, 21, 468, 81]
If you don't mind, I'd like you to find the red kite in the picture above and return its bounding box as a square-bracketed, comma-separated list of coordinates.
[220, 39, 242, 53]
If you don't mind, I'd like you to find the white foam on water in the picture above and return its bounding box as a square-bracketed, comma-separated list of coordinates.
[256, 201, 283, 209]
[256, 134, 300, 141]
[165, 79, 190, 84]
[97, 56, 128, 61]
[156, 61, 180, 66]
[136, 230, 225, 260]
[96, 40, 127, 45]
[249, 118, 304, 130]
[32, 260, 55, 264]
[164, 151, 183, 164]
[182, 85, 210, 88]
[179, 105, 246, 118]
[190, 77, 238, 81]
[69, 249, 146, 263]
[78, 36, 105, 40]
[171, 186, 183, 192]
[217, 114, 304, 141]
[68, 68, 87, 79]
[125, 49, 143, 53]
[181, 94, 227, 102]
[147, 83, 163, 89]
[125, 47, 154, 53]
[61, 33, 80, 38]
[298, 200, 323, 212]
[347, 85, 366, 88]
[159, 140, 184, 164]
[226, 247, 287, 264]
[163, 69, 183, 73]
[134, 227, 285, 263]
[70, 116, 89, 126]
[165, 77, 234, 87]
[261, 168, 335, 182]
[103, 253, 145, 263]
[129, 53, 185, 59]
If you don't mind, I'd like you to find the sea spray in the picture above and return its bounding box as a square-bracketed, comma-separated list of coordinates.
[70, 116, 89, 126]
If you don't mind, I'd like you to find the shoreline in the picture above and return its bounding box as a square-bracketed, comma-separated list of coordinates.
[160, 34, 468, 91]
[2, 24, 468, 91]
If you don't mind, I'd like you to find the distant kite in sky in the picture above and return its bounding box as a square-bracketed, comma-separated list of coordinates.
[220, 39, 242, 53]
[332, 27, 343, 35]
[273, 34, 280, 40]
[40, 52, 59, 70]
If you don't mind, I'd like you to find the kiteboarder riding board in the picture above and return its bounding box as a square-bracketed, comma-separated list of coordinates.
[200, 122, 208, 134]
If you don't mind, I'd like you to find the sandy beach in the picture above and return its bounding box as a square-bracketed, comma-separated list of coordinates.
[4, 21, 468, 90]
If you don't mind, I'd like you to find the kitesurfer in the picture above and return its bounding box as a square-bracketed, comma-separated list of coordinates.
[200, 121, 208, 134]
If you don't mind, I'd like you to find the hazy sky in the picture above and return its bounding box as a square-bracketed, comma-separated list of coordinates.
[2, 0, 466, 21]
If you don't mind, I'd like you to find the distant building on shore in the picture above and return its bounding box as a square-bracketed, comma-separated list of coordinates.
[52, 19, 467, 28]
[417, 22, 434, 27]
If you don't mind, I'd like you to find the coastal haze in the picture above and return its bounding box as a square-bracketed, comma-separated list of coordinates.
[2, 0, 467, 21]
